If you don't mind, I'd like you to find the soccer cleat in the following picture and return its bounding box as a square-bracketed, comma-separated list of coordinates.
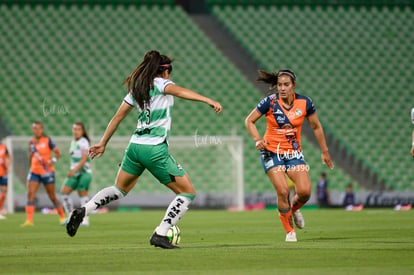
[293, 210, 305, 229]
[285, 231, 297, 242]
[59, 217, 67, 225]
[20, 220, 34, 227]
[0, 214, 6, 220]
[150, 232, 180, 249]
[66, 207, 85, 237]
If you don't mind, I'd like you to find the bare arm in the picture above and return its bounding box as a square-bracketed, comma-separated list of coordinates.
[245, 108, 266, 150]
[89, 101, 133, 159]
[307, 113, 334, 169]
[4, 151, 11, 172]
[53, 147, 61, 160]
[164, 84, 222, 114]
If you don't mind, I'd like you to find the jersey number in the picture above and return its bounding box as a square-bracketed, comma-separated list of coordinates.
[143, 109, 151, 125]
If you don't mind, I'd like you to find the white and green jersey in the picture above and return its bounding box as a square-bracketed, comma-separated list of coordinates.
[69, 137, 91, 175]
[411, 107, 414, 125]
[124, 77, 174, 145]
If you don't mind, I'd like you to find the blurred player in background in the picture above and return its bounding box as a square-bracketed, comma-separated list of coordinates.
[343, 183, 363, 211]
[61, 122, 92, 226]
[316, 172, 330, 208]
[287, 176, 295, 201]
[66, 50, 222, 249]
[21, 121, 66, 227]
[245, 69, 333, 242]
[0, 142, 11, 219]
[411, 107, 414, 157]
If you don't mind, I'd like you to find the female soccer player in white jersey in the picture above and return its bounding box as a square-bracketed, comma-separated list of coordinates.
[66, 50, 222, 249]
[411, 107, 414, 157]
[61, 122, 92, 226]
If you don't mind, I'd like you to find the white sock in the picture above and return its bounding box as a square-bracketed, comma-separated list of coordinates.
[79, 195, 89, 206]
[61, 194, 73, 215]
[83, 186, 126, 215]
[155, 194, 194, 236]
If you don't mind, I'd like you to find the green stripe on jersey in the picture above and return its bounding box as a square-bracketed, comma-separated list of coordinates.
[71, 156, 82, 162]
[150, 108, 168, 122]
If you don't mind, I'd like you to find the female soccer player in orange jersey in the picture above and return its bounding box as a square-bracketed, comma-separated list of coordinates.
[245, 69, 333, 242]
[21, 121, 66, 227]
[0, 142, 11, 219]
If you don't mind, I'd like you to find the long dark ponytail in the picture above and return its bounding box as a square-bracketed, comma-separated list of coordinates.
[122, 50, 173, 109]
[256, 69, 297, 90]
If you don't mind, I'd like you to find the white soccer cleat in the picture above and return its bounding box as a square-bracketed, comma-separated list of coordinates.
[293, 210, 305, 229]
[0, 214, 6, 220]
[285, 231, 297, 242]
[80, 216, 90, 227]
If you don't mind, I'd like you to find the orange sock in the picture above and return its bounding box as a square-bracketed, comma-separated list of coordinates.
[0, 193, 6, 210]
[56, 205, 65, 219]
[25, 205, 35, 222]
[291, 194, 305, 212]
[278, 208, 295, 233]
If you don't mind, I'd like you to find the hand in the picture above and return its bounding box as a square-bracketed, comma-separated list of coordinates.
[322, 150, 334, 169]
[255, 139, 268, 150]
[67, 169, 76, 178]
[47, 158, 56, 167]
[89, 143, 106, 160]
[208, 100, 222, 114]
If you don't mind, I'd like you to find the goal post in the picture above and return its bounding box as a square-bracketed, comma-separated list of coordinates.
[3, 135, 244, 213]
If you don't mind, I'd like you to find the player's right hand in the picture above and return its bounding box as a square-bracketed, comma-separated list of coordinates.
[89, 143, 106, 160]
[255, 139, 268, 150]
[209, 100, 222, 114]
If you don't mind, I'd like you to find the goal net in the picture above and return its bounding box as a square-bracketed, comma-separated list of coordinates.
[3, 135, 244, 213]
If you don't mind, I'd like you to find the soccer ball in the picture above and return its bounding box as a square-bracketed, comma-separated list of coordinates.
[166, 225, 181, 245]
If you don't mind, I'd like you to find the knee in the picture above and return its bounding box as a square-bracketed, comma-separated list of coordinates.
[296, 191, 311, 203]
[277, 188, 290, 202]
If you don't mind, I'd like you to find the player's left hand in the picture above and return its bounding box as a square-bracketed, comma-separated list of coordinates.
[322, 150, 334, 169]
[67, 169, 76, 178]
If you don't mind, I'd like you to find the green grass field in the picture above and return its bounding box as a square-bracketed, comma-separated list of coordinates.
[0, 209, 413, 274]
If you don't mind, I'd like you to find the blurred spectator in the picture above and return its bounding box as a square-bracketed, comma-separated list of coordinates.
[316, 172, 330, 208]
[343, 183, 363, 211]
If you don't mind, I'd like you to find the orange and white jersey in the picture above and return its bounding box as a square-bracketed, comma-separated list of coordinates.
[29, 136, 56, 174]
[0, 144, 9, 176]
[256, 93, 316, 154]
